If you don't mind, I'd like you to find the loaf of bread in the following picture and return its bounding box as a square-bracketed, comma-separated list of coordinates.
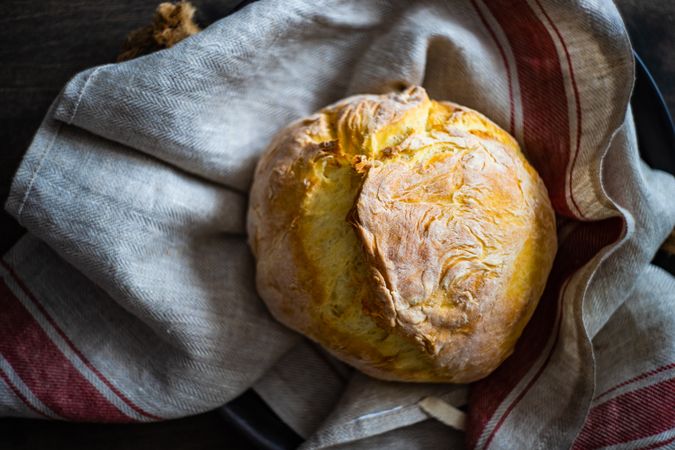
[247, 86, 556, 383]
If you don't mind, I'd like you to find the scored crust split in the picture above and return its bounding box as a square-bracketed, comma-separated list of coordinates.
[247, 86, 556, 383]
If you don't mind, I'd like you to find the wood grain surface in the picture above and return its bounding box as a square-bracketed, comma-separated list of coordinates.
[0, 0, 672, 449]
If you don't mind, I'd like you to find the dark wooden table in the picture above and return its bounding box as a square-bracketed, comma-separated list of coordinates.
[0, 1, 672, 449]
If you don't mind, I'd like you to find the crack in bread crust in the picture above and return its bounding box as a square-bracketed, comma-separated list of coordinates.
[248, 86, 557, 383]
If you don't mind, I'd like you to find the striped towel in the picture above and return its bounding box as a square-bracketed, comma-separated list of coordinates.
[2, 0, 674, 448]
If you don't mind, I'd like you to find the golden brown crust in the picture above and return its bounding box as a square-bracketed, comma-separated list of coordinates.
[248, 86, 557, 383]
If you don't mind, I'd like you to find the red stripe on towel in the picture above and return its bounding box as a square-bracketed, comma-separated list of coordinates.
[467, 218, 623, 449]
[1, 260, 162, 421]
[573, 378, 675, 449]
[595, 363, 675, 401]
[532, 0, 584, 218]
[482, 0, 574, 217]
[0, 277, 134, 422]
[0, 358, 52, 419]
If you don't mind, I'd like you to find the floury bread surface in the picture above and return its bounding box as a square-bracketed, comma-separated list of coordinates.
[247, 86, 557, 383]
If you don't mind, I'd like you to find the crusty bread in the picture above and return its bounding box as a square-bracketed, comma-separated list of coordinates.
[247, 86, 556, 383]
